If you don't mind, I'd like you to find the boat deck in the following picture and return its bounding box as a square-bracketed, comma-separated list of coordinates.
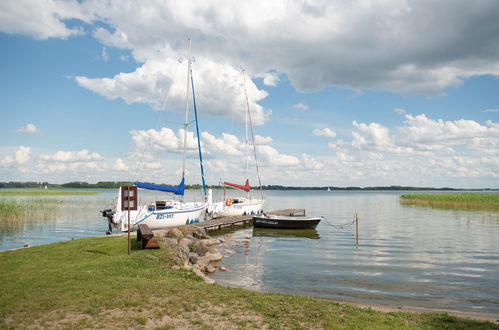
[197, 208, 305, 231]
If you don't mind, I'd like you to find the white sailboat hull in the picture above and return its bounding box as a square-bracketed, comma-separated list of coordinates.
[208, 199, 265, 218]
[114, 202, 208, 232]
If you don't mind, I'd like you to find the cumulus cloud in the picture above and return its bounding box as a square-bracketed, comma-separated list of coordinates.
[76, 55, 271, 125]
[40, 149, 103, 162]
[130, 127, 197, 154]
[15, 123, 41, 134]
[301, 154, 324, 170]
[0, 0, 93, 39]
[293, 103, 309, 111]
[201, 132, 243, 157]
[3, 0, 499, 97]
[258, 71, 281, 86]
[312, 127, 336, 138]
[113, 158, 129, 171]
[1, 146, 31, 166]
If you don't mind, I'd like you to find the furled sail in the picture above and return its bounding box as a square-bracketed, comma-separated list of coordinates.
[223, 179, 250, 192]
[135, 178, 185, 195]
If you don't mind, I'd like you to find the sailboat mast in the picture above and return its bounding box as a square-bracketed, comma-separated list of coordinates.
[244, 70, 264, 201]
[181, 39, 192, 183]
[244, 70, 249, 198]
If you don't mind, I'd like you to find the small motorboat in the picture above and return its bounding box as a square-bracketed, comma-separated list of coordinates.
[252, 214, 323, 229]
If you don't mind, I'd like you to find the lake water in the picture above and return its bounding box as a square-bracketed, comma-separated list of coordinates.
[1, 189, 498, 316]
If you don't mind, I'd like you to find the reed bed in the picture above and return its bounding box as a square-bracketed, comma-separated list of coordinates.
[0, 190, 98, 196]
[400, 193, 499, 211]
[0, 198, 62, 223]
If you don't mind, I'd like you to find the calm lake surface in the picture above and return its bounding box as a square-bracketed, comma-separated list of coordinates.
[1, 189, 498, 316]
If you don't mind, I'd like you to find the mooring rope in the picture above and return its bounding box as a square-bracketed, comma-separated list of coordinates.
[321, 216, 356, 229]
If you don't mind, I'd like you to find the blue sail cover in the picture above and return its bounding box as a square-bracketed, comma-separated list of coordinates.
[135, 178, 185, 195]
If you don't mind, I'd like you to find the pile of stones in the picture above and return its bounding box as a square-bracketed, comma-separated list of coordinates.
[162, 225, 227, 284]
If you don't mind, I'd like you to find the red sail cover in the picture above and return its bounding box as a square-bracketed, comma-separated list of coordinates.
[224, 179, 251, 192]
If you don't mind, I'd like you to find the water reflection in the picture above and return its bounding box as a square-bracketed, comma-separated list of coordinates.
[252, 228, 320, 239]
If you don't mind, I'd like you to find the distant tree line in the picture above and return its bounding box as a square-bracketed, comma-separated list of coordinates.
[2, 181, 495, 191]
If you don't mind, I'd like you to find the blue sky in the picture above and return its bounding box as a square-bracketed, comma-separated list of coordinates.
[1, 0, 498, 188]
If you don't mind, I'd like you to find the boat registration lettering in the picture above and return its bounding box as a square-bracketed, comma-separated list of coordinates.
[257, 220, 278, 225]
[156, 213, 174, 220]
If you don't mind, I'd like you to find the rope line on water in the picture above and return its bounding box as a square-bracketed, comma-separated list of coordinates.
[321, 217, 356, 229]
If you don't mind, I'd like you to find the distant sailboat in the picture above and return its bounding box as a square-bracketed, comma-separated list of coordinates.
[207, 70, 265, 217]
[110, 39, 209, 231]
[327, 187, 331, 192]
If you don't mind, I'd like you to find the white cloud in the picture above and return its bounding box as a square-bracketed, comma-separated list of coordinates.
[258, 71, 281, 86]
[293, 103, 309, 111]
[352, 121, 392, 150]
[113, 158, 129, 171]
[254, 135, 273, 145]
[301, 154, 324, 170]
[484, 108, 499, 113]
[394, 108, 406, 115]
[130, 127, 197, 154]
[258, 145, 300, 167]
[3, 1, 499, 96]
[40, 149, 103, 162]
[1, 146, 31, 166]
[15, 146, 31, 164]
[101, 47, 109, 62]
[312, 127, 336, 138]
[201, 132, 242, 157]
[75, 55, 271, 125]
[0, 0, 93, 40]
[15, 123, 40, 134]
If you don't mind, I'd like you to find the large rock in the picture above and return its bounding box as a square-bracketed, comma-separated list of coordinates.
[201, 238, 221, 247]
[177, 225, 207, 239]
[206, 251, 223, 262]
[194, 240, 208, 257]
[195, 256, 210, 270]
[178, 237, 193, 258]
[192, 227, 208, 239]
[166, 228, 183, 240]
[188, 252, 199, 265]
[205, 264, 216, 274]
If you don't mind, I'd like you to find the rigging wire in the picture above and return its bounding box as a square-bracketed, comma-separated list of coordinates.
[243, 69, 264, 200]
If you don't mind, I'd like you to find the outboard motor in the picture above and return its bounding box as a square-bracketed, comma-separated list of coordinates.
[100, 209, 115, 235]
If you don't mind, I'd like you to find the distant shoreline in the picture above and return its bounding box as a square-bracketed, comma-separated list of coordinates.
[1, 182, 498, 191]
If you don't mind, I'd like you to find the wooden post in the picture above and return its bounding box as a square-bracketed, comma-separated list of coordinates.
[127, 186, 131, 255]
[121, 185, 137, 255]
[355, 213, 359, 247]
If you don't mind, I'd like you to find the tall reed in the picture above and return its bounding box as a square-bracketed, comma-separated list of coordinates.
[0, 198, 62, 223]
[400, 193, 499, 211]
[0, 190, 98, 196]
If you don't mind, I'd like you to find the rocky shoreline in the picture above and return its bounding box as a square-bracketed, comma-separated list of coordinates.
[160, 225, 226, 284]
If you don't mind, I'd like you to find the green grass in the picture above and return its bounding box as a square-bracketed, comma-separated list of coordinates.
[0, 190, 99, 196]
[400, 193, 499, 211]
[0, 236, 497, 329]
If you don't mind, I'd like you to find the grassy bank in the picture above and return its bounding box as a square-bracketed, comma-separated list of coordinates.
[400, 193, 499, 211]
[0, 190, 99, 196]
[1, 236, 497, 329]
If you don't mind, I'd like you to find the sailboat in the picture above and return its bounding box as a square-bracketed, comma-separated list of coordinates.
[110, 39, 210, 232]
[207, 70, 265, 218]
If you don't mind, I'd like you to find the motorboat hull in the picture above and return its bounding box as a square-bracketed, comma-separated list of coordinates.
[252, 215, 322, 229]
